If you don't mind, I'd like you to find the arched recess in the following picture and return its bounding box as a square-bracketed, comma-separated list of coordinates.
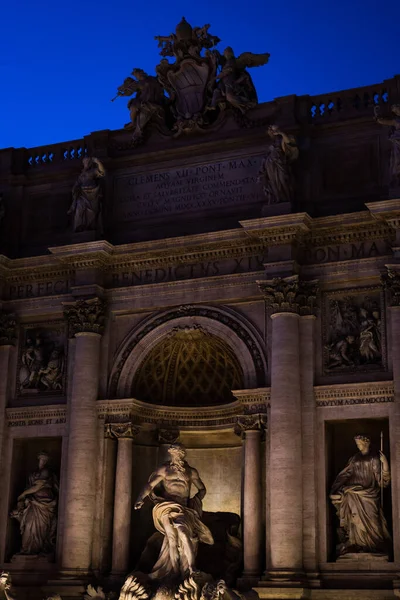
[108, 305, 267, 400]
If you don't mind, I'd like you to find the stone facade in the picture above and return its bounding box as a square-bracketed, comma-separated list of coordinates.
[1, 68, 400, 600]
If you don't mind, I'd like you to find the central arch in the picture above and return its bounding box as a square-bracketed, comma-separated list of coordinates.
[108, 305, 267, 400]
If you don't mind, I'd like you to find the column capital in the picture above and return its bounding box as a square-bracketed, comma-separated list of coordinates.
[157, 428, 180, 445]
[63, 297, 107, 337]
[105, 422, 140, 439]
[0, 311, 18, 346]
[235, 413, 267, 437]
[382, 266, 400, 307]
[258, 275, 319, 316]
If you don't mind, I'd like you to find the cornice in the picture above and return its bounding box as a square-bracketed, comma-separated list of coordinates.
[6, 405, 67, 426]
[97, 398, 244, 429]
[1, 208, 398, 284]
[315, 381, 394, 407]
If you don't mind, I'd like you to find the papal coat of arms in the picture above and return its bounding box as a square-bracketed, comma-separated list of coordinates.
[112, 17, 270, 142]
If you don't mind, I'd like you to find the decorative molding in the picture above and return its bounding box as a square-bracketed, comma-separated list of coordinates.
[315, 381, 394, 407]
[6, 405, 67, 427]
[0, 311, 18, 346]
[258, 275, 319, 315]
[104, 421, 140, 439]
[231, 388, 270, 413]
[97, 398, 243, 429]
[63, 297, 107, 337]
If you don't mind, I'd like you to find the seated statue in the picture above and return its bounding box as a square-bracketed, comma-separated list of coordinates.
[134, 443, 214, 581]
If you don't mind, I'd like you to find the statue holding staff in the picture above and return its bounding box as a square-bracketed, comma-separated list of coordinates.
[329, 434, 391, 557]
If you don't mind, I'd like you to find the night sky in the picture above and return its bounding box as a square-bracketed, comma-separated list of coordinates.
[1, 0, 399, 149]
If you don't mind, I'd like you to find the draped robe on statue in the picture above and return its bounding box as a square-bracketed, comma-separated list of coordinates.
[330, 451, 391, 555]
[149, 494, 214, 580]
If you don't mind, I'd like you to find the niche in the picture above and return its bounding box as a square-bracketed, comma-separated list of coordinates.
[6, 437, 62, 563]
[325, 418, 392, 562]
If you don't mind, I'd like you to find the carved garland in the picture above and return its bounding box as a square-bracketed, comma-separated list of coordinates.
[0, 312, 18, 346]
[108, 305, 267, 396]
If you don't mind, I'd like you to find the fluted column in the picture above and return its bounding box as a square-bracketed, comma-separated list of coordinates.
[106, 422, 140, 575]
[236, 413, 266, 582]
[61, 298, 106, 573]
[259, 276, 315, 581]
[0, 313, 17, 468]
[157, 428, 180, 464]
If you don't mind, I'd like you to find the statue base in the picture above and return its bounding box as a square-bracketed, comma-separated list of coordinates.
[336, 552, 389, 562]
[10, 553, 55, 569]
[261, 202, 291, 218]
[71, 230, 102, 245]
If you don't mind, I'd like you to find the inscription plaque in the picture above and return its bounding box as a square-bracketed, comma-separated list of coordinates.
[114, 155, 264, 222]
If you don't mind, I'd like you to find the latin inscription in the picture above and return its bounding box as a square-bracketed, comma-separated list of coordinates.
[8, 279, 70, 300]
[8, 417, 66, 427]
[109, 254, 267, 288]
[114, 156, 263, 221]
[303, 241, 391, 264]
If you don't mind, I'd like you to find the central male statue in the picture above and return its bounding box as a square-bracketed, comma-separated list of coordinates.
[134, 443, 214, 580]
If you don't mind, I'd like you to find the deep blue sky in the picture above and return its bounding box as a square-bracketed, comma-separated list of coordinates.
[1, 0, 399, 150]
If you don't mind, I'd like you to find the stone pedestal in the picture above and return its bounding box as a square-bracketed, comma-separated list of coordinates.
[61, 298, 106, 574]
[107, 422, 139, 575]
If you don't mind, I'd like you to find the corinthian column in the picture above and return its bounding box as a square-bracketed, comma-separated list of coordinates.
[0, 312, 17, 467]
[236, 413, 267, 583]
[106, 422, 140, 575]
[61, 298, 106, 573]
[259, 276, 313, 581]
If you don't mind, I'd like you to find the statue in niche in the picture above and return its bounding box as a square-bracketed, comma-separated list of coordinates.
[325, 296, 382, 371]
[112, 68, 166, 142]
[67, 157, 106, 233]
[209, 47, 269, 114]
[374, 104, 400, 190]
[10, 451, 58, 557]
[257, 125, 299, 205]
[330, 435, 391, 558]
[134, 443, 214, 580]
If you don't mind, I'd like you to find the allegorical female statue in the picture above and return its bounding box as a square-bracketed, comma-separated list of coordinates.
[10, 451, 58, 557]
[374, 104, 400, 190]
[258, 125, 299, 205]
[67, 157, 106, 233]
[330, 435, 391, 557]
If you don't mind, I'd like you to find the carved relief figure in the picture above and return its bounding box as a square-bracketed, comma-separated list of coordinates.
[374, 104, 400, 189]
[19, 328, 65, 394]
[258, 125, 299, 205]
[112, 68, 166, 141]
[134, 443, 214, 580]
[210, 47, 270, 114]
[67, 157, 105, 233]
[330, 435, 391, 557]
[325, 296, 382, 371]
[10, 451, 58, 557]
